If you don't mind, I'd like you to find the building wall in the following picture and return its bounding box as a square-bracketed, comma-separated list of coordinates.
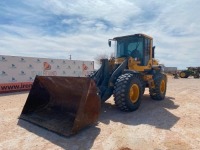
[0, 55, 94, 93]
[164, 67, 177, 74]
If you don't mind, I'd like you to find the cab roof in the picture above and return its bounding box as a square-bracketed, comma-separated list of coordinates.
[113, 33, 153, 40]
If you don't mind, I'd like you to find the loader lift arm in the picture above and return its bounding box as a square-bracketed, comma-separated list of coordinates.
[90, 58, 128, 102]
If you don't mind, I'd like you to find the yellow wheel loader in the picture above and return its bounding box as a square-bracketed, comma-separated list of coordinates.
[20, 33, 167, 136]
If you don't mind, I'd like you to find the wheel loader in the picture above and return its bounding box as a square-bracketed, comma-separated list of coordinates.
[19, 33, 167, 136]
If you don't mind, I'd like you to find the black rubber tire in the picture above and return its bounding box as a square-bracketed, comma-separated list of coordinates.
[113, 73, 143, 112]
[194, 74, 199, 78]
[179, 71, 189, 78]
[149, 73, 167, 100]
[185, 74, 189, 78]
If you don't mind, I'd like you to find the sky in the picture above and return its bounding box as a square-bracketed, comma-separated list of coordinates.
[0, 0, 200, 69]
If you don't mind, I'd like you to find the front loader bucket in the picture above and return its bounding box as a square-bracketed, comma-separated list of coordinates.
[19, 76, 101, 136]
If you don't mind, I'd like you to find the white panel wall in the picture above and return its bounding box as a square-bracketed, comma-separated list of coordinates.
[0, 55, 94, 93]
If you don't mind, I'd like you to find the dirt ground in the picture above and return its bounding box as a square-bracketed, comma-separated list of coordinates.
[0, 76, 200, 150]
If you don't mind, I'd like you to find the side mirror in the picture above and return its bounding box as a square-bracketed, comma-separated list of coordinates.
[108, 40, 111, 47]
[152, 46, 155, 58]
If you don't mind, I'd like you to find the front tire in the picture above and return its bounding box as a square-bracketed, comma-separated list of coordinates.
[149, 73, 167, 100]
[113, 73, 143, 111]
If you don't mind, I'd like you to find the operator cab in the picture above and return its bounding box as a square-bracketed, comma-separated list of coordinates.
[109, 34, 153, 66]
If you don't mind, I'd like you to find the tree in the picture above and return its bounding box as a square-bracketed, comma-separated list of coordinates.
[94, 53, 114, 64]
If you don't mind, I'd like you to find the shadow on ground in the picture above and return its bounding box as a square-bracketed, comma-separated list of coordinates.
[0, 91, 29, 97]
[99, 95, 180, 130]
[18, 119, 100, 149]
[17, 94, 179, 149]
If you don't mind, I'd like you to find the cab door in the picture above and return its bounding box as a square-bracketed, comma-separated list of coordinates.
[143, 38, 151, 66]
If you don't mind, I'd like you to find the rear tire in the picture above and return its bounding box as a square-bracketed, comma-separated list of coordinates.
[149, 73, 167, 100]
[194, 73, 199, 78]
[113, 73, 143, 111]
[179, 71, 189, 78]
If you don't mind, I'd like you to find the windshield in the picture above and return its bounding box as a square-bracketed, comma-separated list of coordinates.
[114, 36, 144, 59]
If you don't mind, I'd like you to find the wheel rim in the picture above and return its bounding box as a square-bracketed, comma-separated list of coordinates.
[180, 72, 185, 77]
[129, 84, 139, 103]
[160, 80, 166, 94]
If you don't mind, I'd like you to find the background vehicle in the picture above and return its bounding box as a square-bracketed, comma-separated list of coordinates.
[179, 67, 200, 78]
[20, 33, 167, 136]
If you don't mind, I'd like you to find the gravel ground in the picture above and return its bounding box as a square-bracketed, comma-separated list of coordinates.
[0, 76, 200, 150]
